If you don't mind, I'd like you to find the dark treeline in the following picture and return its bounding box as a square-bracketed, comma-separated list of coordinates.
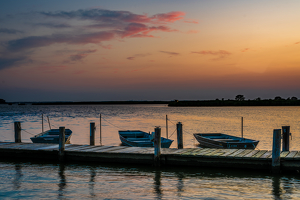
[31, 101, 170, 105]
[168, 95, 300, 107]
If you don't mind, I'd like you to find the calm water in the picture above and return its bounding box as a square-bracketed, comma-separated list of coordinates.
[1, 104, 300, 199]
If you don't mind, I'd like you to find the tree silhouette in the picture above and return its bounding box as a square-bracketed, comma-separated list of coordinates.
[235, 95, 245, 101]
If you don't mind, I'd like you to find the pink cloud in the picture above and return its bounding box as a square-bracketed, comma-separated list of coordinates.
[241, 48, 250, 52]
[160, 51, 180, 56]
[295, 42, 300, 45]
[127, 53, 151, 60]
[127, 57, 135, 60]
[152, 11, 185, 23]
[184, 20, 199, 24]
[191, 50, 231, 60]
[191, 50, 231, 56]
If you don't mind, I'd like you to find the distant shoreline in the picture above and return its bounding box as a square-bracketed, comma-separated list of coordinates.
[168, 99, 300, 107]
[2, 99, 300, 106]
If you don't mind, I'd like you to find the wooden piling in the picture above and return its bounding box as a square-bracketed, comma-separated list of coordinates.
[177, 122, 183, 149]
[154, 127, 161, 167]
[166, 115, 168, 139]
[59, 127, 65, 161]
[241, 117, 243, 138]
[90, 122, 95, 146]
[272, 129, 281, 173]
[100, 114, 102, 146]
[282, 126, 290, 151]
[14, 122, 21, 143]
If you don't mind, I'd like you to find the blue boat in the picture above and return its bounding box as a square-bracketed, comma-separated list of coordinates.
[118, 130, 173, 148]
[193, 133, 259, 149]
[30, 129, 72, 144]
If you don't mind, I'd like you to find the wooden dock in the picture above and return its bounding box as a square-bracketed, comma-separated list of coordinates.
[1, 142, 300, 172]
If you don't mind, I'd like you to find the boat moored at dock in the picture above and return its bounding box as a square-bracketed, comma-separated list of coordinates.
[193, 133, 259, 149]
[30, 129, 72, 144]
[118, 130, 173, 148]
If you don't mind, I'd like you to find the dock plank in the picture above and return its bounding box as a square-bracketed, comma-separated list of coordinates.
[35, 144, 59, 150]
[211, 149, 233, 157]
[203, 149, 222, 156]
[227, 149, 245, 157]
[280, 151, 290, 158]
[252, 150, 268, 158]
[0, 143, 30, 149]
[221, 149, 238, 157]
[285, 151, 298, 160]
[180, 148, 199, 155]
[260, 151, 272, 159]
[64, 145, 91, 151]
[293, 151, 300, 159]
[243, 150, 259, 158]
[172, 148, 193, 154]
[94, 146, 129, 153]
[80, 146, 112, 152]
[113, 147, 146, 154]
[234, 149, 253, 158]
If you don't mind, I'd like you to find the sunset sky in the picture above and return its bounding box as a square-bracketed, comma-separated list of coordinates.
[1, 0, 300, 101]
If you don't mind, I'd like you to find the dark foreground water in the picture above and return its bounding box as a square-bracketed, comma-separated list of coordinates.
[1, 160, 300, 200]
[1, 104, 300, 199]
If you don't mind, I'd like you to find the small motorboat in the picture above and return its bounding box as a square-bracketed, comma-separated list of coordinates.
[30, 129, 72, 144]
[193, 133, 259, 149]
[118, 130, 173, 148]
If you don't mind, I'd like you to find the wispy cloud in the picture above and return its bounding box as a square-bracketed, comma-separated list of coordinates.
[191, 50, 231, 60]
[0, 57, 27, 70]
[0, 28, 23, 34]
[6, 32, 115, 52]
[69, 49, 97, 62]
[4, 9, 184, 53]
[127, 53, 151, 60]
[35, 22, 71, 28]
[295, 42, 300, 45]
[241, 48, 250, 52]
[160, 51, 180, 56]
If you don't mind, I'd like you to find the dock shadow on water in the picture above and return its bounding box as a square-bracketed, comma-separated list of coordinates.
[1, 159, 300, 199]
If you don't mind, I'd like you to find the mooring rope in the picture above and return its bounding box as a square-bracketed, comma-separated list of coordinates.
[17, 123, 35, 136]
[100, 116, 124, 130]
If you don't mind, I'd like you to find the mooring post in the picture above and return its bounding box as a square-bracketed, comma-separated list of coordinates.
[272, 129, 281, 173]
[154, 127, 161, 167]
[177, 122, 183, 149]
[282, 126, 290, 151]
[14, 122, 21, 143]
[166, 115, 168, 139]
[59, 127, 65, 161]
[90, 122, 95, 145]
[100, 114, 102, 146]
[241, 117, 243, 138]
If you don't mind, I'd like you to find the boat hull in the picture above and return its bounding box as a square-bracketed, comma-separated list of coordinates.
[119, 130, 173, 148]
[30, 129, 72, 144]
[193, 133, 259, 149]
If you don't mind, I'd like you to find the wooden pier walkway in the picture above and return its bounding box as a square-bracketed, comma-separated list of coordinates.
[1, 142, 300, 172]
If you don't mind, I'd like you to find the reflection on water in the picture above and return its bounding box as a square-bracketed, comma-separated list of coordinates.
[13, 164, 22, 190]
[1, 160, 299, 199]
[272, 176, 282, 200]
[89, 167, 96, 198]
[153, 170, 162, 199]
[58, 164, 66, 199]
